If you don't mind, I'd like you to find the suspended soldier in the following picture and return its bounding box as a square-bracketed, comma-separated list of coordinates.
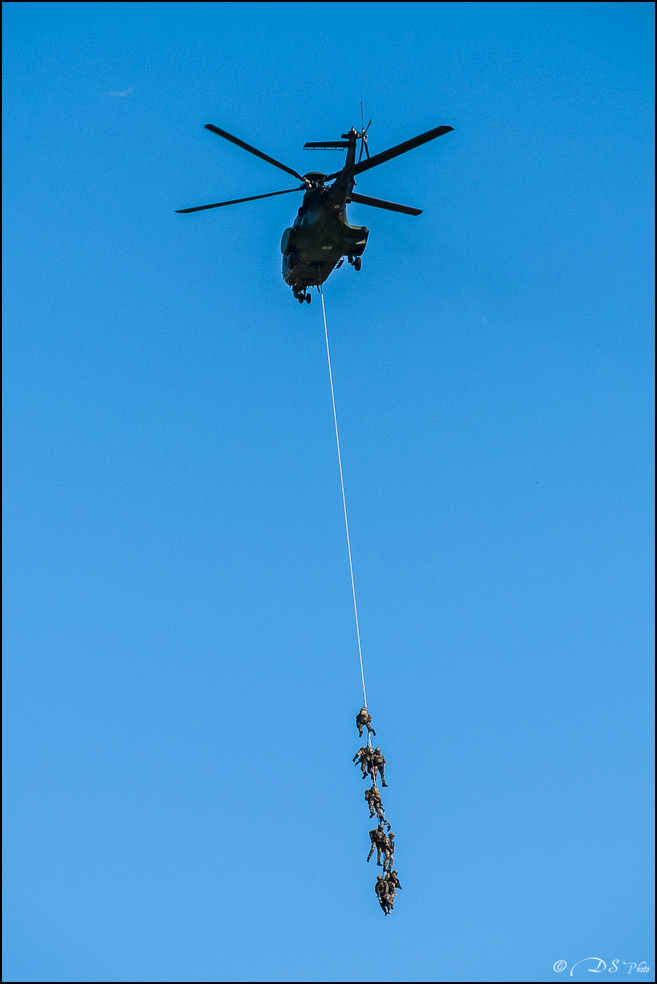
[353, 744, 374, 780]
[356, 706, 376, 738]
[384, 869, 402, 908]
[364, 783, 380, 818]
[366, 824, 387, 865]
[383, 830, 395, 871]
[371, 747, 388, 786]
[375, 874, 391, 915]
[365, 784, 387, 825]
[387, 869, 402, 892]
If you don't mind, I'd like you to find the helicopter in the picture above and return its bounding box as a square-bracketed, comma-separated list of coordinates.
[177, 114, 453, 303]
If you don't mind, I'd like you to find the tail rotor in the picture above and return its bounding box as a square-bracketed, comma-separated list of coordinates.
[358, 102, 372, 163]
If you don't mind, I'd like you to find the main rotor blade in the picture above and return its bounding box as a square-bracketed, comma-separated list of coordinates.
[349, 192, 422, 216]
[176, 186, 302, 213]
[353, 124, 453, 175]
[204, 124, 305, 183]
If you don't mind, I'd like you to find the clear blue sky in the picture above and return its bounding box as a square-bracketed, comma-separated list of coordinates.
[3, 3, 654, 982]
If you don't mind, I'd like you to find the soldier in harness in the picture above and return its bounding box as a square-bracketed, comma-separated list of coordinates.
[384, 869, 402, 909]
[353, 744, 374, 780]
[375, 875, 391, 915]
[366, 824, 388, 865]
[356, 706, 376, 738]
[365, 784, 388, 826]
[382, 830, 395, 871]
[371, 747, 388, 787]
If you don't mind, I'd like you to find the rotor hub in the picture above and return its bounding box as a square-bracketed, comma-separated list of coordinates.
[302, 171, 327, 188]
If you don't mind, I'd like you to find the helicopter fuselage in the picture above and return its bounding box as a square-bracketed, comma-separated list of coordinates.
[281, 202, 369, 292]
[281, 128, 369, 297]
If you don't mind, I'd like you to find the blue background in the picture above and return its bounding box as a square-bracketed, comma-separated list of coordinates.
[3, 3, 654, 982]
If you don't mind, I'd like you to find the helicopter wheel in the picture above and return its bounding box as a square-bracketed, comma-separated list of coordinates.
[306, 293, 311, 304]
[354, 256, 362, 271]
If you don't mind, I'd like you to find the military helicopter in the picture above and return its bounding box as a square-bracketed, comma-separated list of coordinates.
[177, 113, 453, 303]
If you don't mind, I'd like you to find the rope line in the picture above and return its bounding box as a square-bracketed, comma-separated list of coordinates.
[320, 289, 367, 709]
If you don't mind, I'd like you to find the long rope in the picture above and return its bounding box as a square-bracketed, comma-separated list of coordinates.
[320, 289, 368, 710]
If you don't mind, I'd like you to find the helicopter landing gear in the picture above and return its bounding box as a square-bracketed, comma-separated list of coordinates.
[294, 290, 312, 304]
[347, 255, 362, 271]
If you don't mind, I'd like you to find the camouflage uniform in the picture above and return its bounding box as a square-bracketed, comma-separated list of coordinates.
[356, 706, 376, 737]
[371, 747, 388, 787]
[366, 824, 387, 865]
[387, 869, 402, 891]
[383, 831, 395, 871]
[384, 869, 402, 908]
[353, 745, 374, 780]
[365, 784, 387, 824]
[375, 874, 391, 915]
